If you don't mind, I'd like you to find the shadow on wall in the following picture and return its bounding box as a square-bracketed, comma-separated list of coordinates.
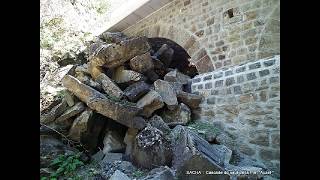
[148, 37, 198, 78]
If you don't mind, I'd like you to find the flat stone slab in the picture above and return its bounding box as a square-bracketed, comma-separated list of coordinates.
[62, 75, 145, 129]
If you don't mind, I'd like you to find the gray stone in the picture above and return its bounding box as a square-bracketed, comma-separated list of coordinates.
[55, 102, 86, 126]
[164, 69, 191, 85]
[207, 97, 215, 104]
[154, 80, 178, 110]
[168, 82, 183, 93]
[246, 72, 257, 80]
[88, 36, 150, 70]
[203, 75, 212, 81]
[75, 72, 103, 91]
[270, 76, 279, 84]
[161, 103, 191, 125]
[259, 69, 270, 77]
[225, 77, 235, 86]
[68, 108, 93, 141]
[132, 125, 172, 169]
[62, 75, 144, 129]
[215, 80, 223, 87]
[109, 170, 131, 180]
[137, 90, 164, 118]
[248, 62, 261, 70]
[236, 66, 246, 73]
[264, 59, 275, 67]
[101, 153, 123, 164]
[176, 91, 203, 109]
[211, 90, 219, 95]
[192, 78, 201, 83]
[237, 75, 244, 83]
[214, 72, 223, 79]
[210, 144, 233, 166]
[92, 150, 105, 162]
[159, 47, 174, 68]
[40, 100, 68, 124]
[113, 66, 145, 84]
[124, 81, 151, 102]
[233, 86, 242, 94]
[129, 52, 154, 73]
[64, 90, 75, 107]
[225, 70, 233, 76]
[205, 82, 212, 89]
[141, 166, 175, 180]
[149, 115, 171, 135]
[96, 73, 124, 99]
[103, 129, 126, 154]
[198, 84, 203, 89]
[170, 126, 230, 180]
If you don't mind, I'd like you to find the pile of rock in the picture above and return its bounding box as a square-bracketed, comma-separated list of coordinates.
[40, 32, 264, 179]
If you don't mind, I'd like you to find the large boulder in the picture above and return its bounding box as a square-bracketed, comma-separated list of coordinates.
[68, 108, 93, 141]
[170, 126, 230, 180]
[154, 80, 178, 110]
[40, 99, 68, 124]
[96, 73, 124, 99]
[161, 103, 191, 125]
[152, 44, 174, 68]
[132, 125, 172, 169]
[164, 69, 191, 85]
[129, 52, 154, 73]
[149, 115, 171, 135]
[75, 71, 102, 91]
[55, 102, 85, 126]
[62, 75, 145, 129]
[88, 36, 150, 71]
[113, 66, 145, 84]
[123, 81, 151, 102]
[176, 91, 203, 109]
[136, 90, 164, 118]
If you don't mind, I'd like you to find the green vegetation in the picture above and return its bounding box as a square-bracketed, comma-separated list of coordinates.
[41, 152, 84, 179]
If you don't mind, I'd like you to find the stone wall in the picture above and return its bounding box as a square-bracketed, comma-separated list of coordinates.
[120, 0, 280, 177]
[123, 0, 280, 74]
[191, 55, 280, 177]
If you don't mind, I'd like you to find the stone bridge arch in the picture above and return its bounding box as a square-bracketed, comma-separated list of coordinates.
[132, 23, 215, 74]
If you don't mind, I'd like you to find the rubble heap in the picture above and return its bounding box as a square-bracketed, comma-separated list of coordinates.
[40, 32, 265, 180]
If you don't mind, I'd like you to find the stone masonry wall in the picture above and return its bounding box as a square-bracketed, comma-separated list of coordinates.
[120, 0, 280, 177]
[123, 0, 280, 74]
[191, 55, 280, 177]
